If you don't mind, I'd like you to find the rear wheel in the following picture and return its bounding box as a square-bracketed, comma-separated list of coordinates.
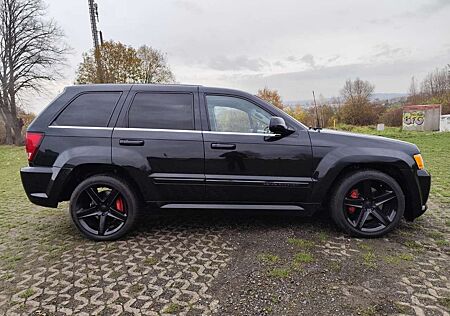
[330, 170, 405, 237]
[70, 175, 139, 241]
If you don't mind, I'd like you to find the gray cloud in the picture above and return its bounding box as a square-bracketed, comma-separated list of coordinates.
[327, 55, 340, 63]
[173, 0, 203, 14]
[206, 55, 270, 71]
[300, 54, 316, 68]
[420, 0, 450, 15]
[220, 53, 449, 100]
[285, 54, 317, 68]
[372, 44, 405, 59]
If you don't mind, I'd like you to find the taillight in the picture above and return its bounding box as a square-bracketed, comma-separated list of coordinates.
[25, 132, 44, 162]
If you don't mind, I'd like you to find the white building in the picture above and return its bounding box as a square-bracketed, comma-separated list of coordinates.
[440, 114, 450, 132]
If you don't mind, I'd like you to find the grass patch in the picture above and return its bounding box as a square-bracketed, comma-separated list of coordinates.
[257, 253, 280, 264]
[362, 251, 377, 268]
[164, 303, 181, 313]
[293, 252, 314, 264]
[427, 230, 444, 240]
[436, 239, 449, 247]
[384, 253, 414, 264]
[19, 288, 35, 299]
[129, 283, 144, 294]
[287, 238, 315, 248]
[404, 241, 425, 252]
[268, 267, 290, 278]
[437, 296, 450, 309]
[356, 305, 377, 316]
[144, 257, 158, 265]
[328, 260, 342, 272]
[316, 231, 329, 242]
[358, 243, 373, 251]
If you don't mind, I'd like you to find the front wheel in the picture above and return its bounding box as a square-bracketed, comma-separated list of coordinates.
[330, 170, 405, 238]
[70, 175, 139, 241]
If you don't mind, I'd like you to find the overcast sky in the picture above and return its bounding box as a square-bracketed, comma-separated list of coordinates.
[28, 0, 450, 112]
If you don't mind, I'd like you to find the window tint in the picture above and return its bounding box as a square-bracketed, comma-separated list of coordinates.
[128, 93, 194, 130]
[206, 95, 272, 133]
[53, 92, 121, 127]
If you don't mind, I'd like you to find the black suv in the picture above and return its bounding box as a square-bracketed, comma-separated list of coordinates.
[21, 84, 431, 240]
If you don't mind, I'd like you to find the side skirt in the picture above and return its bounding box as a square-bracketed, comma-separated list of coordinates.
[160, 203, 304, 211]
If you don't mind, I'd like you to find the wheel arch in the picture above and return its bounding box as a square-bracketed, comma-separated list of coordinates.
[57, 163, 145, 203]
[317, 162, 417, 221]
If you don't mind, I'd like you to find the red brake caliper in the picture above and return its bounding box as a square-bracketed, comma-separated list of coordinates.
[115, 197, 125, 213]
[347, 189, 359, 214]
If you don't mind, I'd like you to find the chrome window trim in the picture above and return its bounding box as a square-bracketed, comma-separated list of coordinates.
[115, 127, 278, 136]
[48, 125, 280, 137]
[204, 131, 280, 137]
[114, 127, 201, 133]
[48, 125, 113, 130]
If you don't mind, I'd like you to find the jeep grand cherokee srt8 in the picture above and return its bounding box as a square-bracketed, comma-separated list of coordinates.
[21, 84, 431, 240]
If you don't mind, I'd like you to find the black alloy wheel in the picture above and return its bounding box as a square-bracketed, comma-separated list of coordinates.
[70, 175, 139, 241]
[331, 170, 405, 237]
[343, 179, 397, 232]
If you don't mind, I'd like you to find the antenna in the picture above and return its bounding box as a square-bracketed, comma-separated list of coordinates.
[312, 90, 321, 129]
[88, 0, 104, 82]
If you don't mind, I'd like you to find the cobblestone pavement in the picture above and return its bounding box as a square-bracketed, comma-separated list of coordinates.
[0, 213, 234, 315]
[0, 202, 449, 315]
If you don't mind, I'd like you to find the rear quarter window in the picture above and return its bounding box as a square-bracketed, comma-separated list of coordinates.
[52, 92, 121, 127]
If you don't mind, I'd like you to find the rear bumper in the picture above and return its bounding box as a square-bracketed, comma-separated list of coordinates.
[20, 166, 69, 208]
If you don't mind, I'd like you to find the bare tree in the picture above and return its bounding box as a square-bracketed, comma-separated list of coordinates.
[341, 78, 374, 105]
[0, 0, 68, 144]
[137, 45, 175, 83]
[339, 78, 378, 125]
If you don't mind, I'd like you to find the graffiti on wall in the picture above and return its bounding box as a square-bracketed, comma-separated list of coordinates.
[403, 111, 425, 125]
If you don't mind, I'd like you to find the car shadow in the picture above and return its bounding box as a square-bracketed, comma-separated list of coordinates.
[133, 208, 339, 236]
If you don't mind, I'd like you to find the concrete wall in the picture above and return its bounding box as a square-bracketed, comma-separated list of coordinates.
[402, 104, 441, 131]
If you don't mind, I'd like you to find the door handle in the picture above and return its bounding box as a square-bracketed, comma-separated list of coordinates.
[211, 143, 236, 150]
[119, 139, 145, 146]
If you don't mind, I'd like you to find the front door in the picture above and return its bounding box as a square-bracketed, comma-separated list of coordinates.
[202, 93, 313, 204]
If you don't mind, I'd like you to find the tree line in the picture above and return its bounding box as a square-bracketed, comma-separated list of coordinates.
[258, 65, 450, 128]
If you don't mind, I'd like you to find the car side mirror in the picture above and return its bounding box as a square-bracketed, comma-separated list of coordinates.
[269, 116, 291, 135]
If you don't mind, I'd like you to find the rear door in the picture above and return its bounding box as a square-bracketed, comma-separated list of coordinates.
[112, 85, 204, 204]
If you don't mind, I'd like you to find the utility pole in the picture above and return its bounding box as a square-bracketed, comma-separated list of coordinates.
[88, 0, 104, 82]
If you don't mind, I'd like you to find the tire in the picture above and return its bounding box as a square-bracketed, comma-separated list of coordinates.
[330, 169, 405, 238]
[69, 174, 140, 241]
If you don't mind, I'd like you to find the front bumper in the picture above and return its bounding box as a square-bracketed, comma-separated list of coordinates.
[413, 169, 431, 218]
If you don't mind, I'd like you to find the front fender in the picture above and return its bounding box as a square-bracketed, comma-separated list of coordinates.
[310, 147, 416, 203]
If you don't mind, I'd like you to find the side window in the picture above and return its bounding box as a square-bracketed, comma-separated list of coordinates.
[206, 95, 272, 133]
[53, 92, 121, 127]
[128, 93, 194, 130]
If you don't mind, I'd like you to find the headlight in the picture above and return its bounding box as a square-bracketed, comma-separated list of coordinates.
[413, 154, 424, 170]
